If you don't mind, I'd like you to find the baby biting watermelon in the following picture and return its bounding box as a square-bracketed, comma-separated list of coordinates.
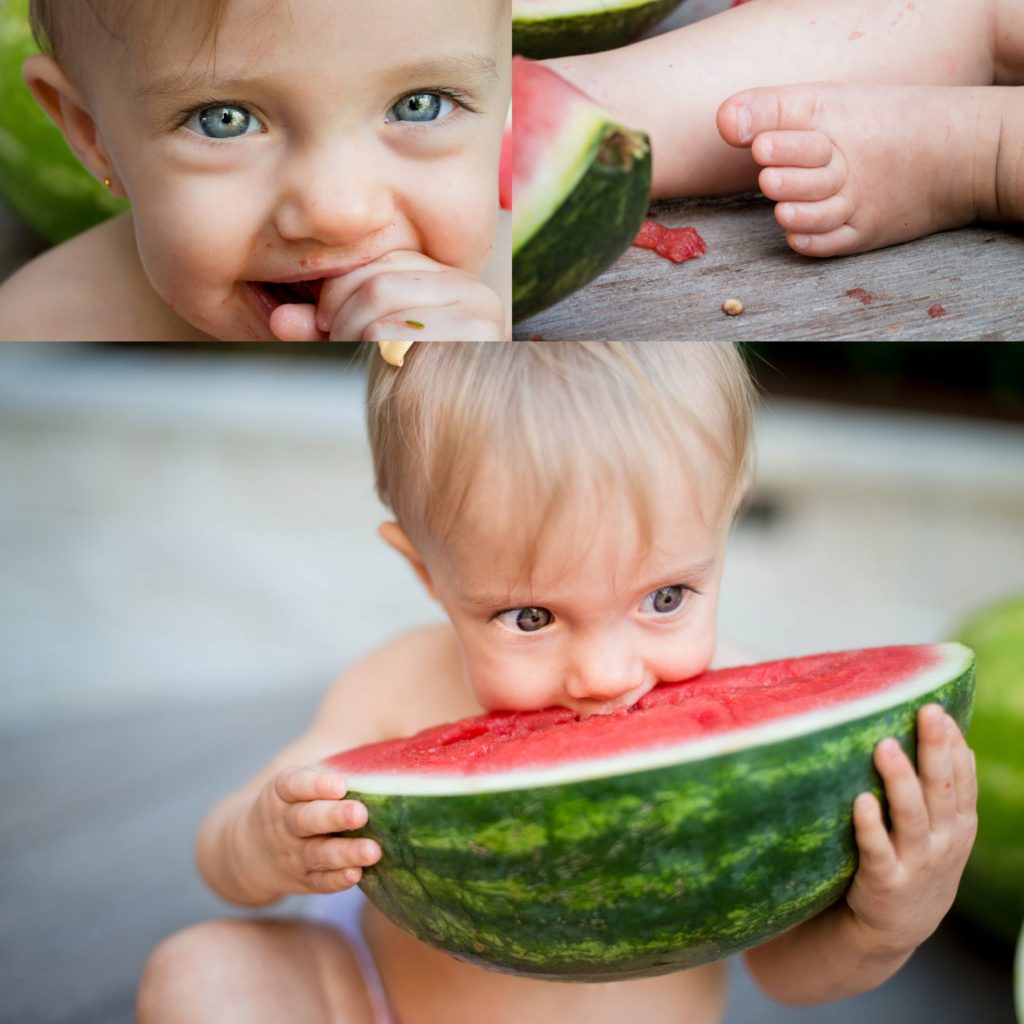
[326, 644, 975, 980]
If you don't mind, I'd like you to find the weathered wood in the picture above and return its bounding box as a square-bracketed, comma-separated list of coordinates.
[515, 193, 1024, 340]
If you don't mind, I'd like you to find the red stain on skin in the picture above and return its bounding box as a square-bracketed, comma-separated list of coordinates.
[299, 257, 311, 269]
[928, 304, 947, 318]
[846, 287, 878, 305]
[907, 1, 915, 9]
[849, 30, 865, 40]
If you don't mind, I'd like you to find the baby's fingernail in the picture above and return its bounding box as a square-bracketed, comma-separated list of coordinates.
[350, 803, 368, 827]
[361, 840, 380, 862]
[345, 868, 361, 884]
[316, 311, 330, 333]
[737, 104, 753, 142]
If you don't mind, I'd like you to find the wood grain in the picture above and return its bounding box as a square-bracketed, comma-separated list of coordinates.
[515, 194, 1024, 341]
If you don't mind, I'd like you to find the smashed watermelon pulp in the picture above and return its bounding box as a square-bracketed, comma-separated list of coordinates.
[512, 57, 651, 323]
[0, 0, 128, 242]
[325, 644, 974, 981]
[633, 220, 707, 263]
[513, 0, 685, 58]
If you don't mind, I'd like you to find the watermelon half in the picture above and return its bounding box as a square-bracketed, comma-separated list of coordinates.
[952, 594, 1024, 946]
[514, 0, 685, 58]
[324, 644, 974, 981]
[512, 56, 651, 323]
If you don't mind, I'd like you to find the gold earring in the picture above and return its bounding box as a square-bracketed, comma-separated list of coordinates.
[102, 178, 112, 191]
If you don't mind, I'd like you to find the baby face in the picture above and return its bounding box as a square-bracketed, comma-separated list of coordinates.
[423, 465, 730, 718]
[84, 0, 508, 340]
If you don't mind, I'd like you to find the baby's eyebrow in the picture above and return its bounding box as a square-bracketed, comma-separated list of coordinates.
[136, 52, 499, 101]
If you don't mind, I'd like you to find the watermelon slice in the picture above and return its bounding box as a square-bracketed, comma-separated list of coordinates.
[325, 643, 975, 980]
[513, 0, 685, 58]
[512, 57, 651, 323]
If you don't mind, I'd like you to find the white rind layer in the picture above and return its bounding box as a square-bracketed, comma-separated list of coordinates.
[343, 644, 973, 797]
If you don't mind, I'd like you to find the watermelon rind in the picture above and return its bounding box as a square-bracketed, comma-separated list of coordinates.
[952, 594, 1024, 946]
[338, 644, 974, 980]
[1016, 917, 1024, 1024]
[0, 0, 128, 243]
[513, 0, 684, 58]
[513, 122, 650, 323]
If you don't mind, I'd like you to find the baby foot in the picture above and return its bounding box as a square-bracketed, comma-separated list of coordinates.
[716, 83, 1005, 257]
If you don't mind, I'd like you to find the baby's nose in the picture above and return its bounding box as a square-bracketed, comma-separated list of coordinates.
[565, 642, 647, 707]
[273, 143, 395, 247]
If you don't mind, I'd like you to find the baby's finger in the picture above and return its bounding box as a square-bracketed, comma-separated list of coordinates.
[361, 307, 504, 343]
[329, 273, 482, 342]
[268, 302, 327, 342]
[852, 791, 898, 879]
[275, 767, 348, 804]
[949, 720, 978, 816]
[874, 737, 930, 859]
[916, 704, 957, 827]
[304, 836, 381, 881]
[316, 251, 443, 332]
[289, 799, 369, 839]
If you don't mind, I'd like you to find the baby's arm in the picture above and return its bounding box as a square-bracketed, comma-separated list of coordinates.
[196, 627, 453, 906]
[744, 704, 978, 1004]
[269, 250, 507, 342]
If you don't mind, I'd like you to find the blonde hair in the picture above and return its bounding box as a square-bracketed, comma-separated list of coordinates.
[366, 343, 757, 558]
[29, 0, 230, 81]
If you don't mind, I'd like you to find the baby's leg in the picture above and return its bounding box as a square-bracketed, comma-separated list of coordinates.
[550, 0, 1001, 197]
[136, 918, 377, 1024]
[715, 83, 1023, 256]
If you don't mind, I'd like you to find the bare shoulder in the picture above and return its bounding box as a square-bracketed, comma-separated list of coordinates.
[0, 215, 206, 341]
[310, 622, 476, 749]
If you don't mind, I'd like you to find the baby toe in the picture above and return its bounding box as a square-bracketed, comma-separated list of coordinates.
[788, 224, 863, 258]
[776, 193, 854, 233]
[752, 130, 833, 169]
[759, 163, 843, 202]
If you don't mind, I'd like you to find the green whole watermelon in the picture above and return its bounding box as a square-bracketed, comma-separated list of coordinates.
[953, 595, 1024, 947]
[324, 644, 974, 981]
[0, 0, 127, 243]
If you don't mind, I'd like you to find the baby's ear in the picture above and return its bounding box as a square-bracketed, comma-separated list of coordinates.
[21, 55, 122, 197]
[378, 522, 439, 601]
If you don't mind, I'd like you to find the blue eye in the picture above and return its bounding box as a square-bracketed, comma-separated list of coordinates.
[497, 607, 553, 633]
[642, 585, 687, 615]
[387, 92, 455, 124]
[186, 104, 264, 140]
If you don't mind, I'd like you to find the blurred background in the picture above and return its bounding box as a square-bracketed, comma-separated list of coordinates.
[1, 342, 1022, 1023]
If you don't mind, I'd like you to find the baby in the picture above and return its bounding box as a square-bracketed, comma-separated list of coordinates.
[550, 0, 1024, 257]
[0, 0, 510, 341]
[137, 342, 977, 1024]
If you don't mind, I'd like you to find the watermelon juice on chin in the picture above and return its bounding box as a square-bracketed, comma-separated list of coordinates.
[323, 643, 975, 981]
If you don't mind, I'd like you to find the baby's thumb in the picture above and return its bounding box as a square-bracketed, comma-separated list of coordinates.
[269, 302, 325, 342]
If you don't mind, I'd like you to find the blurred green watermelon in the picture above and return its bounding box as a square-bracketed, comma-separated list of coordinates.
[0, 0, 127, 243]
[953, 594, 1024, 947]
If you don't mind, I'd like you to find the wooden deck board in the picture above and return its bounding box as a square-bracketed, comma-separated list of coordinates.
[515, 194, 1024, 341]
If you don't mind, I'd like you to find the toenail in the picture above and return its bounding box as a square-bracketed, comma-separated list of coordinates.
[737, 104, 752, 143]
[760, 137, 773, 160]
[779, 204, 794, 224]
[763, 169, 780, 191]
[792, 235, 810, 249]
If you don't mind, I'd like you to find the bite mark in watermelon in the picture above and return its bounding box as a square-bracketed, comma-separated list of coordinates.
[324, 643, 975, 981]
[513, 0, 686, 59]
[512, 57, 651, 323]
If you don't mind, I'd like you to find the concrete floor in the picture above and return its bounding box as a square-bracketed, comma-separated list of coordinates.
[0, 345, 1021, 1023]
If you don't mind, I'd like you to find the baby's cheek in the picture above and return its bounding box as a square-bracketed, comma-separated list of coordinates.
[414, 178, 497, 273]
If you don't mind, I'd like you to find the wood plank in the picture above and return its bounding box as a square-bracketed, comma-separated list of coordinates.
[515, 194, 1024, 340]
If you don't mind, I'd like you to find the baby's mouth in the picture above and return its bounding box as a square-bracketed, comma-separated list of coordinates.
[253, 278, 325, 306]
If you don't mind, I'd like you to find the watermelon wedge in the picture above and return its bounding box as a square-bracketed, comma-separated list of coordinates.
[324, 644, 975, 981]
[513, 0, 685, 58]
[512, 57, 651, 323]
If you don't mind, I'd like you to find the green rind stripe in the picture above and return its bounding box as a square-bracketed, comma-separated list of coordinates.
[513, 0, 684, 59]
[512, 130, 651, 323]
[351, 663, 973, 980]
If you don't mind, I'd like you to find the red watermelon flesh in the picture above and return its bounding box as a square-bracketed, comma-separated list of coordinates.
[327, 645, 943, 784]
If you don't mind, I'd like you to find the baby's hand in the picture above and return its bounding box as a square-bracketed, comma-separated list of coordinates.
[269, 251, 505, 341]
[245, 766, 380, 896]
[846, 703, 977, 954]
